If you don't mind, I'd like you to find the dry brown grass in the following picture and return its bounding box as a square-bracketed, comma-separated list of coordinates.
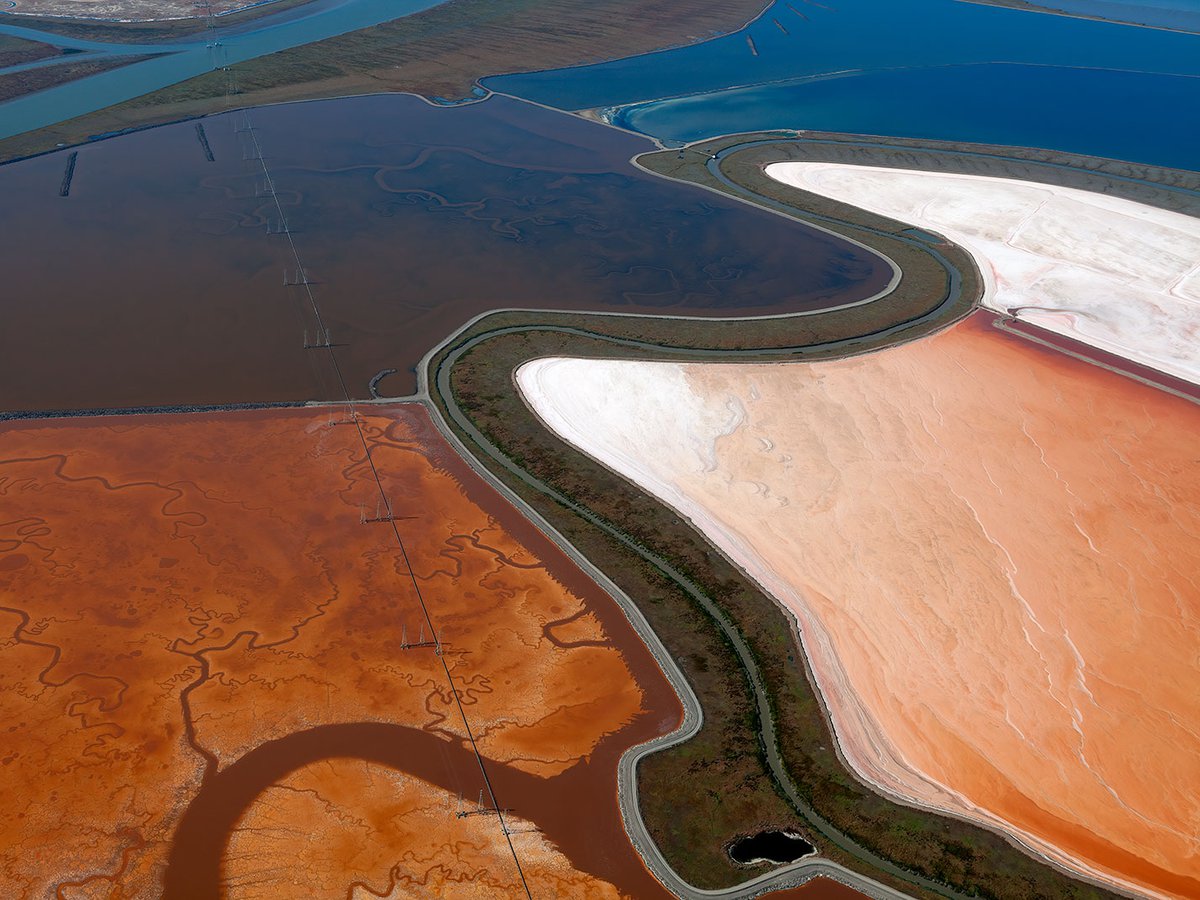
[0, 0, 767, 163]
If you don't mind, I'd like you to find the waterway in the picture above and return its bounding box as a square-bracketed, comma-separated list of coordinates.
[0, 0, 449, 138]
[486, 0, 1200, 169]
[0, 93, 889, 413]
[4, 0, 1198, 168]
[162, 722, 679, 899]
[1, 1, 1191, 898]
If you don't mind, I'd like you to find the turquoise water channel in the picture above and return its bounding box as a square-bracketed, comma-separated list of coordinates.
[0, 0, 448, 139]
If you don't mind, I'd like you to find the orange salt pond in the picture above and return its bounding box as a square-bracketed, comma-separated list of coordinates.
[517, 313, 1200, 899]
[0, 405, 678, 898]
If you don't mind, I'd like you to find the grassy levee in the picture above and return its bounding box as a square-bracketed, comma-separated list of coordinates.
[445, 334, 1127, 898]
[638, 130, 1200, 220]
[0, 33, 62, 67]
[0, 0, 768, 163]
[422, 139, 1135, 897]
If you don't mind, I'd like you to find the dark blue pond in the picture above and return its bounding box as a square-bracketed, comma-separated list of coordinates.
[0, 93, 890, 411]
[486, 0, 1200, 169]
[614, 63, 1200, 168]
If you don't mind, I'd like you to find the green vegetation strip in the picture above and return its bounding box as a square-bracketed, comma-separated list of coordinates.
[418, 135, 1169, 898]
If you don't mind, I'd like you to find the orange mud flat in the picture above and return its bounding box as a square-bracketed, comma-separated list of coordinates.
[519, 311, 1200, 899]
[0, 405, 680, 898]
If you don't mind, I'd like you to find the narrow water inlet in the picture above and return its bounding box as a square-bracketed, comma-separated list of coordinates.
[728, 830, 816, 865]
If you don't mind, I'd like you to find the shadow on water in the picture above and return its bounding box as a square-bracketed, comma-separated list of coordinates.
[0, 93, 889, 413]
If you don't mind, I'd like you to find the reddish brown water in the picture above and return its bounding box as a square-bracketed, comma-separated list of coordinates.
[0, 94, 889, 413]
[164, 721, 676, 898]
[0, 404, 680, 897]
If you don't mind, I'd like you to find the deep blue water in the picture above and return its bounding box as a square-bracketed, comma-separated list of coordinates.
[486, 0, 1200, 169]
[616, 63, 1200, 168]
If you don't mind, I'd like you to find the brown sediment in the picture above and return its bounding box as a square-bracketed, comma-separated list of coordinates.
[0, 404, 679, 897]
[222, 759, 613, 899]
[517, 310, 1200, 899]
[0, 0, 316, 42]
[2, 0, 282, 22]
[166, 722, 668, 898]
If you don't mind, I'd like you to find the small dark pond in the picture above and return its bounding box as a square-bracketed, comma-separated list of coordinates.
[729, 830, 816, 865]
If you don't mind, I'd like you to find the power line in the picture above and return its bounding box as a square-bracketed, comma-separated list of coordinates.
[232, 100, 534, 898]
